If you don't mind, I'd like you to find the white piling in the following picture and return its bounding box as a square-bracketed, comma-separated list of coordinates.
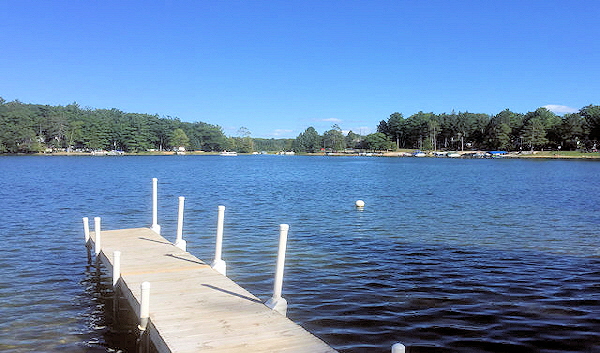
[211, 205, 227, 276]
[82, 217, 90, 243]
[265, 224, 289, 316]
[94, 217, 102, 256]
[151, 178, 161, 235]
[138, 281, 151, 331]
[112, 251, 121, 287]
[174, 196, 186, 251]
[391, 343, 406, 353]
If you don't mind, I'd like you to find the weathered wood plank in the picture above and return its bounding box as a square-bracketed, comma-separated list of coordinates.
[90, 227, 337, 353]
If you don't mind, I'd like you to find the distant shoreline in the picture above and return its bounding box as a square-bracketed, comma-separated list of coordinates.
[4, 150, 599, 159]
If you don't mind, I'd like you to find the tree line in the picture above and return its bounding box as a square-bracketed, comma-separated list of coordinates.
[0, 98, 228, 153]
[292, 105, 600, 153]
[2, 97, 598, 154]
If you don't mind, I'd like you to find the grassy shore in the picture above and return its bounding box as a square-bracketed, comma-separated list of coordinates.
[506, 150, 600, 159]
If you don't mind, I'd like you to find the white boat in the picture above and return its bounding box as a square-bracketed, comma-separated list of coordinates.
[91, 150, 124, 156]
[220, 151, 238, 156]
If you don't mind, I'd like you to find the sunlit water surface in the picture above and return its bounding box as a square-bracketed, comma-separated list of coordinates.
[0, 155, 598, 352]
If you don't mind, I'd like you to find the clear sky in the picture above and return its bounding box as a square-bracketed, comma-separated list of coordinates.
[2, 0, 598, 138]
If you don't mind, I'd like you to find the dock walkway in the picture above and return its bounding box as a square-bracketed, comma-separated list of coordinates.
[91, 227, 338, 353]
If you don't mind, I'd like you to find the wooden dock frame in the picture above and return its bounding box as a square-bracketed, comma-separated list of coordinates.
[85, 226, 338, 353]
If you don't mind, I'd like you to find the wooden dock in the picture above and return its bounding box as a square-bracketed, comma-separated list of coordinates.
[90, 227, 338, 353]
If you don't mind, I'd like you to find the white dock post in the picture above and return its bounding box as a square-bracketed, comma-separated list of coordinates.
[211, 205, 227, 276]
[265, 224, 289, 316]
[392, 343, 406, 353]
[112, 251, 121, 287]
[82, 217, 90, 243]
[151, 178, 161, 235]
[94, 217, 102, 256]
[138, 281, 151, 331]
[174, 196, 187, 251]
[83, 217, 92, 264]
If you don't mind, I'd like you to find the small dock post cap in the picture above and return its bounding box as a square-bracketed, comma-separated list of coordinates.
[391, 343, 406, 353]
[355, 200, 365, 207]
[279, 224, 289, 231]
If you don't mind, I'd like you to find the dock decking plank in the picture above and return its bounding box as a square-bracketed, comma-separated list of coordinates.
[90, 227, 338, 353]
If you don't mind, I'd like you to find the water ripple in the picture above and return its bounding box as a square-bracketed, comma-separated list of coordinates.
[1, 156, 599, 352]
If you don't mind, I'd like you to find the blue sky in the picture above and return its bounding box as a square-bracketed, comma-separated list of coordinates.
[2, 0, 598, 138]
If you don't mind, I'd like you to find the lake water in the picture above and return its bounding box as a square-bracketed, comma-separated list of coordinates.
[0, 155, 599, 353]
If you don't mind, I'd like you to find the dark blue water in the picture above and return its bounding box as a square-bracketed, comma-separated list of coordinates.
[1, 155, 599, 352]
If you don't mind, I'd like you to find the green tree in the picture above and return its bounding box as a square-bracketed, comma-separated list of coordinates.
[197, 123, 227, 151]
[180, 121, 227, 151]
[170, 128, 190, 149]
[148, 116, 177, 151]
[405, 112, 434, 150]
[485, 110, 516, 150]
[376, 120, 389, 136]
[364, 132, 393, 151]
[580, 105, 600, 143]
[486, 121, 512, 150]
[120, 113, 152, 152]
[235, 126, 253, 153]
[559, 113, 587, 150]
[387, 112, 405, 149]
[323, 124, 345, 151]
[0, 98, 228, 154]
[254, 138, 294, 152]
[345, 130, 361, 149]
[0, 101, 39, 153]
[521, 117, 548, 151]
[293, 126, 321, 153]
[519, 108, 559, 150]
[67, 120, 85, 150]
[536, 108, 561, 147]
[427, 118, 441, 150]
[469, 113, 491, 148]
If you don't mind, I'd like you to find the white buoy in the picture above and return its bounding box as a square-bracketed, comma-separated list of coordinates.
[355, 200, 365, 208]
